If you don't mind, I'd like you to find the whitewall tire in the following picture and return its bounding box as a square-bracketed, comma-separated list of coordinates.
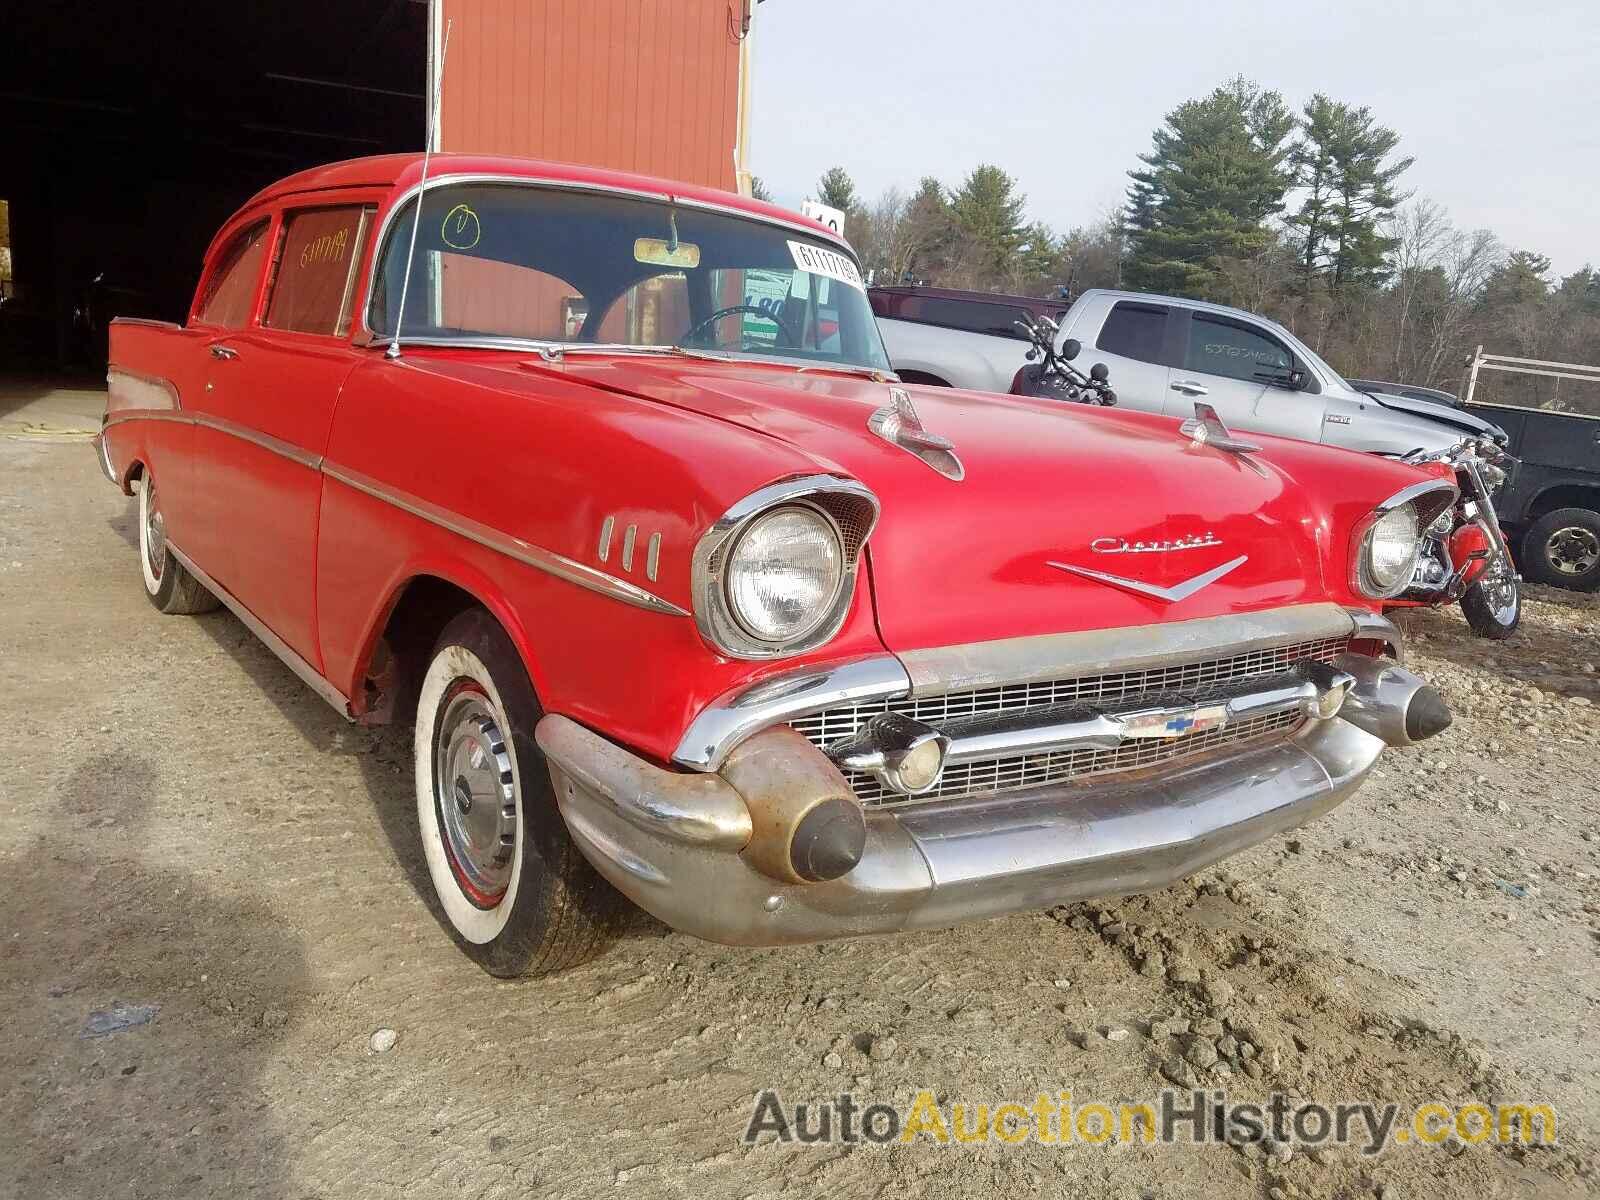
[137, 471, 218, 615]
[413, 609, 630, 977]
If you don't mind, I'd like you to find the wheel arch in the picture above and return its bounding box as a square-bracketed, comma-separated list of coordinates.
[1523, 481, 1600, 523]
[345, 562, 548, 727]
[894, 368, 953, 388]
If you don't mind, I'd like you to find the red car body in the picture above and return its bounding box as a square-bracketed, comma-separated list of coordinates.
[98, 154, 1453, 961]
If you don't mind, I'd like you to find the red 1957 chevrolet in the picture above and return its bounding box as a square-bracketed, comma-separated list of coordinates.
[98, 154, 1453, 977]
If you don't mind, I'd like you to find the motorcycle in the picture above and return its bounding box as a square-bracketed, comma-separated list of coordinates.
[1392, 436, 1522, 639]
[1008, 313, 1118, 406]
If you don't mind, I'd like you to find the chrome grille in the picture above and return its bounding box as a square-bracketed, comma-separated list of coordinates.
[789, 635, 1349, 808]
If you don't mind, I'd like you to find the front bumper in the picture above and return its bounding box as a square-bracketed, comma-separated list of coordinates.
[538, 708, 1388, 947]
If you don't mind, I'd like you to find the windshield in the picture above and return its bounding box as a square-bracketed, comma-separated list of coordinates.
[368, 181, 890, 371]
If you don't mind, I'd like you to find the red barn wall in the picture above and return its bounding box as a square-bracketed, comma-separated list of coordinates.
[436, 0, 744, 193]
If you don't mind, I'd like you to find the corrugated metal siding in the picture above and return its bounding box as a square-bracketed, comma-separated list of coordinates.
[439, 0, 742, 192]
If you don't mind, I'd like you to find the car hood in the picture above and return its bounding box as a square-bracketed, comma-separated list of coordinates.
[552, 357, 1374, 653]
[1361, 389, 1507, 443]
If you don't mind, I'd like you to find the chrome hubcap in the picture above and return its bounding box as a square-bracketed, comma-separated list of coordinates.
[433, 682, 516, 907]
[1481, 559, 1519, 624]
[144, 479, 166, 581]
[1547, 526, 1600, 576]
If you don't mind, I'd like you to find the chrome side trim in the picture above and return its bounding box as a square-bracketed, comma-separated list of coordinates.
[322, 462, 690, 617]
[898, 602, 1359, 698]
[101, 407, 684, 618]
[192, 414, 323, 470]
[101, 410, 191, 431]
[689, 474, 880, 661]
[166, 542, 353, 719]
[673, 655, 912, 772]
[96, 410, 323, 473]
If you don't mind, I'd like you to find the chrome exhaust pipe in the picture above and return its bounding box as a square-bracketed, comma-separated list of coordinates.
[1333, 652, 1452, 746]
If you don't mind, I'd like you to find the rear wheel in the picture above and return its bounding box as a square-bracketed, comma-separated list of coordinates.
[414, 609, 630, 977]
[137, 471, 218, 615]
[1521, 507, 1600, 591]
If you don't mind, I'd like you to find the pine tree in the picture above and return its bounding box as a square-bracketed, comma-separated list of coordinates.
[949, 165, 1028, 277]
[1285, 94, 1342, 288]
[749, 176, 774, 203]
[1322, 104, 1412, 289]
[900, 177, 954, 283]
[1124, 77, 1295, 298]
[815, 167, 859, 213]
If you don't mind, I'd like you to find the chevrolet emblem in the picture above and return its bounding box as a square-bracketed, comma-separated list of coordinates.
[1119, 703, 1229, 740]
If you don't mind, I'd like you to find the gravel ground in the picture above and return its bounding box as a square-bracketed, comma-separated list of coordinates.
[1, 435, 1596, 1199]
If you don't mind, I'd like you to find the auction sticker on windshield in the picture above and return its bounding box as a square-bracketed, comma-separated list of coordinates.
[788, 241, 864, 292]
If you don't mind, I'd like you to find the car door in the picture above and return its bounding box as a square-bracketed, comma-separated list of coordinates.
[1078, 297, 1173, 415]
[182, 218, 275, 583]
[196, 201, 375, 669]
[1167, 309, 1326, 445]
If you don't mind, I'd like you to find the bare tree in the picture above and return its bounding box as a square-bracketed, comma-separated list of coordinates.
[1416, 226, 1501, 387]
[1386, 199, 1450, 377]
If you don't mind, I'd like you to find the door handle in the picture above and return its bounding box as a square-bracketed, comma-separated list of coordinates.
[209, 344, 239, 361]
[1171, 379, 1209, 396]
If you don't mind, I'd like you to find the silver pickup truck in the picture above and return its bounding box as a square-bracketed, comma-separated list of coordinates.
[876, 286, 1505, 458]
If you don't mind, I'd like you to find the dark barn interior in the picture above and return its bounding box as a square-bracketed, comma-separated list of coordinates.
[1, 2, 426, 375]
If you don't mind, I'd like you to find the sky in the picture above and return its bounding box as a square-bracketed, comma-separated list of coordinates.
[748, 0, 1600, 278]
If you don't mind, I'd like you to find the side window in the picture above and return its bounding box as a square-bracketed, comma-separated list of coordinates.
[1095, 302, 1167, 364]
[195, 221, 269, 328]
[1186, 314, 1294, 383]
[265, 206, 372, 335]
[901, 296, 1031, 339]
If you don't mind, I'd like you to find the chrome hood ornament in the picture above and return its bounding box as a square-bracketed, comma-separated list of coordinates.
[1180, 402, 1261, 454]
[868, 387, 964, 481]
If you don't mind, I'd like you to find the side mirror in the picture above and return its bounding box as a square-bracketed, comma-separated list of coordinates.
[1090, 362, 1109, 382]
[1060, 338, 1081, 362]
[1025, 348, 1037, 361]
[1289, 368, 1307, 389]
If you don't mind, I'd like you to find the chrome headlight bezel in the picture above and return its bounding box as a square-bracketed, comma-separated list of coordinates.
[691, 475, 880, 660]
[1352, 479, 1458, 599]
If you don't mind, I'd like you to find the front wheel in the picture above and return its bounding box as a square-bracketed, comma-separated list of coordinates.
[1459, 558, 1521, 639]
[413, 609, 630, 977]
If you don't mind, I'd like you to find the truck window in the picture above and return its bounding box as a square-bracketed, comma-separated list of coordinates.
[1096, 302, 1167, 364]
[1186, 313, 1293, 383]
[895, 296, 1033, 340]
[195, 221, 269, 329]
[265, 206, 372, 336]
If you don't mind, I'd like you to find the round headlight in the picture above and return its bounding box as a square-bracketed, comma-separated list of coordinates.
[1361, 504, 1421, 596]
[724, 505, 845, 643]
